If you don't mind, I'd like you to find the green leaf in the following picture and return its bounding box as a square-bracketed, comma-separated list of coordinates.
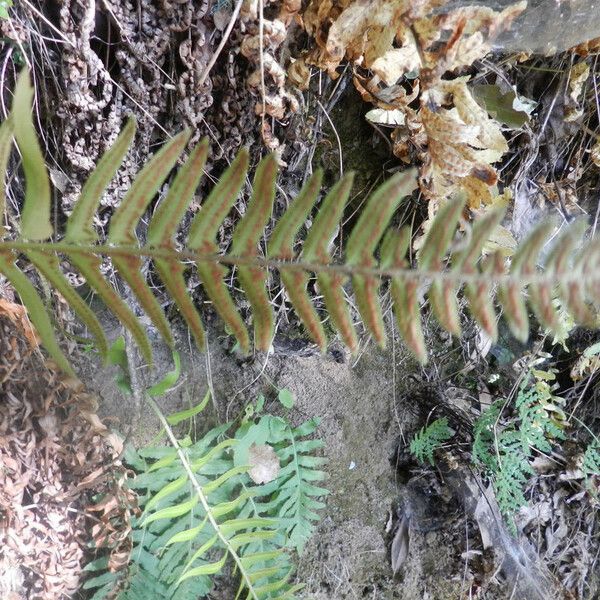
[178, 553, 227, 582]
[69, 253, 153, 364]
[141, 496, 198, 526]
[419, 197, 466, 337]
[219, 517, 277, 536]
[303, 174, 357, 351]
[345, 168, 417, 346]
[410, 418, 453, 466]
[143, 474, 187, 514]
[148, 351, 181, 397]
[27, 250, 109, 359]
[167, 389, 211, 425]
[66, 119, 136, 244]
[165, 516, 208, 545]
[472, 84, 536, 128]
[278, 388, 295, 409]
[106, 336, 132, 393]
[11, 70, 52, 240]
[2, 67, 600, 376]
[0, 117, 14, 239]
[108, 130, 190, 246]
[231, 154, 277, 351]
[0, 251, 73, 375]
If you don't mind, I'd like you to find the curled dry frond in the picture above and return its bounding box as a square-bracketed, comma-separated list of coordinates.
[298, 0, 526, 209]
[1, 70, 600, 374]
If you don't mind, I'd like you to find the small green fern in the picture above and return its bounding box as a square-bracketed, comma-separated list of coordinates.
[583, 440, 600, 479]
[491, 429, 534, 522]
[472, 399, 503, 468]
[472, 373, 566, 531]
[83, 393, 327, 599]
[2, 69, 600, 374]
[410, 417, 453, 465]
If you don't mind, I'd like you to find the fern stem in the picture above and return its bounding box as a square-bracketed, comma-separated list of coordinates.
[1, 239, 595, 287]
[142, 392, 261, 600]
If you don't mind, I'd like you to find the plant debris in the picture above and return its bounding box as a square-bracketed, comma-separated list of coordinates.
[0, 307, 134, 599]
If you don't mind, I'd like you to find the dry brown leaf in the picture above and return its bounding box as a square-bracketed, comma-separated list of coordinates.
[300, 0, 522, 215]
[571, 354, 600, 382]
[568, 61, 590, 104]
[572, 36, 600, 57]
[0, 315, 135, 599]
[287, 57, 311, 90]
[0, 299, 40, 348]
[365, 108, 406, 127]
[248, 444, 280, 484]
[565, 61, 590, 122]
[482, 224, 517, 257]
[370, 46, 421, 87]
[323, 0, 406, 73]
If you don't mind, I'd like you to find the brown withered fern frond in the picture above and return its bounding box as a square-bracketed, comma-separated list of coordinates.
[1, 70, 599, 376]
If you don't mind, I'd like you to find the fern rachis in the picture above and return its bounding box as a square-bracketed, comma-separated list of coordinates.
[2, 69, 600, 374]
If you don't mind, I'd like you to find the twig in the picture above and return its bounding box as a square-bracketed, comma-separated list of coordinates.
[316, 98, 343, 178]
[197, 0, 244, 89]
[258, 0, 267, 125]
[19, 0, 76, 48]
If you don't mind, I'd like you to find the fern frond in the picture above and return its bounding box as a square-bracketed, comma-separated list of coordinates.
[493, 429, 534, 524]
[515, 383, 564, 454]
[2, 69, 600, 372]
[583, 440, 600, 478]
[85, 397, 325, 599]
[410, 417, 453, 465]
[472, 376, 567, 531]
[236, 416, 328, 554]
[472, 399, 503, 470]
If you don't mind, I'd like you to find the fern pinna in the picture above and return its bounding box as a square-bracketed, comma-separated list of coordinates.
[2, 70, 600, 374]
[83, 394, 327, 599]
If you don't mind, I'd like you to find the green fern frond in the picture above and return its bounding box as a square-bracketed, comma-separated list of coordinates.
[583, 440, 600, 478]
[410, 417, 453, 465]
[84, 397, 326, 599]
[235, 415, 328, 553]
[472, 375, 567, 531]
[493, 429, 534, 526]
[515, 383, 564, 454]
[472, 399, 503, 470]
[2, 70, 600, 373]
